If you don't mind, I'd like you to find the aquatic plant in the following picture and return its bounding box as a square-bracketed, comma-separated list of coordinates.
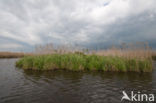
[16, 54, 153, 72]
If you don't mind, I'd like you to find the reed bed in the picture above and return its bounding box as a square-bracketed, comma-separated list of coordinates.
[95, 49, 152, 60]
[16, 53, 153, 72]
[0, 52, 25, 58]
[16, 42, 154, 72]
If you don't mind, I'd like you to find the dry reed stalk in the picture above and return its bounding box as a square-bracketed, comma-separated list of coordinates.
[34, 42, 153, 60]
[0, 52, 25, 58]
[95, 42, 152, 60]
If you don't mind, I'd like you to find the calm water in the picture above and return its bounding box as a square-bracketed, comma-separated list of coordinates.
[0, 59, 156, 103]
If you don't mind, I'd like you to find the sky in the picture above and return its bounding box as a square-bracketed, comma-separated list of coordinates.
[0, 0, 156, 52]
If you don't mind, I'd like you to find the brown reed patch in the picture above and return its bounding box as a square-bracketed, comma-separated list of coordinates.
[1, 42, 154, 60]
[0, 52, 30, 58]
[34, 42, 153, 60]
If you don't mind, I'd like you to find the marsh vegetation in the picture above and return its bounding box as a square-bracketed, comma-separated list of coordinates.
[0, 52, 25, 58]
[16, 54, 152, 72]
[16, 42, 154, 72]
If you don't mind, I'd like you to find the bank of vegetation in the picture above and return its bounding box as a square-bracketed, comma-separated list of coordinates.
[0, 52, 25, 58]
[16, 42, 154, 72]
[16, 54, 152, 72]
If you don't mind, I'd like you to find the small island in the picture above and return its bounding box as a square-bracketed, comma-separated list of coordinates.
[15, 43, 155, 72]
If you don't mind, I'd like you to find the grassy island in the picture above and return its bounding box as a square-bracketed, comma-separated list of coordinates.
[16, 54, 153, 72]
[15, 42, 156, 72]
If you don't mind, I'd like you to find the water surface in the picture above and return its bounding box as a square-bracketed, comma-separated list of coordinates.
[0, 59, 156, 103]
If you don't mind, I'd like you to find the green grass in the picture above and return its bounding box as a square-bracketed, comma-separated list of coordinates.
[16, 54, 153, 72]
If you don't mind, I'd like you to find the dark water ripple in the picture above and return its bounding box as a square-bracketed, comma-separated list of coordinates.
[0, 59, 156, 103]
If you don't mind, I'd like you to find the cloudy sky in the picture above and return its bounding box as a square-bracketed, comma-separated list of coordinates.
[0, 0, 156, 51]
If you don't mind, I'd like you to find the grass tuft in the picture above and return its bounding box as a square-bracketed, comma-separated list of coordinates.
[16, 54, 153, 72]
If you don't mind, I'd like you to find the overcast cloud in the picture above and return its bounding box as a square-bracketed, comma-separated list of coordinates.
[0, 0, 156, 51]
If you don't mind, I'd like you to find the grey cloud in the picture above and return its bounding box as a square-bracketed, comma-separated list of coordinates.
[0, 0, 156, 51]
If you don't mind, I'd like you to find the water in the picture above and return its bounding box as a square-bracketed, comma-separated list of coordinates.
[0, 59, 156, 103]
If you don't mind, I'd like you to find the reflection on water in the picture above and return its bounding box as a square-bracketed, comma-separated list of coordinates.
[0, 59, 156, 103]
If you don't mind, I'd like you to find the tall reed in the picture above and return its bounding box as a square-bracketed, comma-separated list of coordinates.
[16, 54, 153, 72]
[16, 42, 154, 72]
[0, 52, 25, 58]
